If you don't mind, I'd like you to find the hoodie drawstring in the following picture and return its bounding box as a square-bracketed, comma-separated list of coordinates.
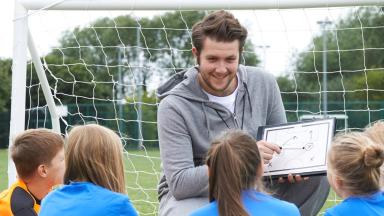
[213, 83, 253, 130]
[204, 82, 253, 131]
[215, 109, 230, 129]
[202, 103, 211, 139]
[244, 83, 253, 117]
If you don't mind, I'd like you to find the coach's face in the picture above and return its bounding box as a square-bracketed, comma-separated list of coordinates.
[193, 37, 239, 97]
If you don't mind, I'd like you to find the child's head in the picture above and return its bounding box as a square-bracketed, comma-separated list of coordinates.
[327, 132, 384, 198]
[64, 124, 126, 194]
[206, 130, 263, 216]
[11, 129, 65, 188]
[364, 120, 384, 145]
[364, 120, 384, 188]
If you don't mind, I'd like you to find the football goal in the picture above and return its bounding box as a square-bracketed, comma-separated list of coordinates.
[10, 0, 384, 215]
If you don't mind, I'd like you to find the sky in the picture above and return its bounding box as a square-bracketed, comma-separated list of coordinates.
[1, 2, 15, 59]
[0, 1, 354, 76]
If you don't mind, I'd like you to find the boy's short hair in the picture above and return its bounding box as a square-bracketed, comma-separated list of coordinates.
[11, 129, 64, 179]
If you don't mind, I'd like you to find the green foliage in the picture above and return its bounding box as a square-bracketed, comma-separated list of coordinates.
[343, 69, 384, 101]
[29, 11, 259, 107]
[277, 75, 297, 102]
[281, 7, 384, 102]
[0, 59, 12, 148]
[24, 11, 259, 146]
[138, 11, 204, 70]
[124, 91, 158, 148]
[0, 58, 12, 112]
[276, 7, 384, 127]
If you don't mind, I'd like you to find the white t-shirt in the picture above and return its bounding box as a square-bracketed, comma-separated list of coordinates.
[203, 79, 239, 113]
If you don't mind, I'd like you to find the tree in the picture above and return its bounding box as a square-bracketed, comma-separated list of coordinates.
[39, 11, 260, 104]
[0, 58, 12, 112]
[283, 7, 384, 102]
[0, 58, 11, 148]
[123, 91, 158, 148]
[19, 11, 260, 144]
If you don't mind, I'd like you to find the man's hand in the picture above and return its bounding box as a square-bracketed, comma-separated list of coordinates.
[257, 140, 309, 184]
[278, 174, 309, 183]
[256, 140, 281, 164]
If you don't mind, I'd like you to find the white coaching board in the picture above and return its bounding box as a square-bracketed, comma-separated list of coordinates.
[257, 118, 335, 178]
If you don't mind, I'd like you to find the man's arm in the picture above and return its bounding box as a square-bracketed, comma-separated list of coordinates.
[158, 98, 208, 200]
[260, 75, 305, 182]
[267, 77, 287, 125]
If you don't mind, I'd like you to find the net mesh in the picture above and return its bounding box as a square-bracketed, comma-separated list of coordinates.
[17, 5, 384, 215]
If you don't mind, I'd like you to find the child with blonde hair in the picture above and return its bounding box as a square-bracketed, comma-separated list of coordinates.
[190, 130, 300, 216]
[39, 124, 138, 216]
[364, 120, 384, 187]
[325, 132, 384, 216]
[0, 129, 65, 216]
[364, 120, 384, 145]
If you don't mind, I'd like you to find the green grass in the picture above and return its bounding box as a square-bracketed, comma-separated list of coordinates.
[0, 149, 340, 215]
[319, 190, 342, 214]
[0, 149, 8, 190]
[124, 149, 161, 215]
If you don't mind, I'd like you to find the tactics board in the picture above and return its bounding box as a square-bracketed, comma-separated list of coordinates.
[258, 118, 335, 177]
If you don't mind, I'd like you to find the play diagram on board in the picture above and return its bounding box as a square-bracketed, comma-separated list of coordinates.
[258, 118, 335, 177]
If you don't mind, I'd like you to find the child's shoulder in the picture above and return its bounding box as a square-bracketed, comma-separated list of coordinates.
[0, 185, 12, 199]
[324, 200, 358, 216]
[190, 191, 301, 216]
[190, 201, 218, 216]
[0, 180, 30, 201]
[325, 191, 384, 216]
[246, 191, 300, 215]
[57, 182, 133, 204]
[0, 180, 37, 215]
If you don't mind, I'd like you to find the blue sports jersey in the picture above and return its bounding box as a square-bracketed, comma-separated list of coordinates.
[325, 191, 384, 216]
[190, 190, 300, 216]
[39, 181, 138, 216]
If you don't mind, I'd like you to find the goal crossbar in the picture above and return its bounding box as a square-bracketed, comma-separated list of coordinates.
[19, 0, 384, 11]
[9, 1, 384, 214]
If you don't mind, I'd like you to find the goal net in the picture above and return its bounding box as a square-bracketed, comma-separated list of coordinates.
[10, 1, 384, 215]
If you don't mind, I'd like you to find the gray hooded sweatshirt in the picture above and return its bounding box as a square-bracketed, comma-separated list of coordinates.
[157, 65, 329, 216]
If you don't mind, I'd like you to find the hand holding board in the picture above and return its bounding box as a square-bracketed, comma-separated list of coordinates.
[257, 118, 335, 178]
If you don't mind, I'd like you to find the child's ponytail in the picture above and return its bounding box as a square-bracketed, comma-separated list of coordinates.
[206, 130, 263, 216]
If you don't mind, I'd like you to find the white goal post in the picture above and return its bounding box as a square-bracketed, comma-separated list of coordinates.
[18, 0, 384, 10]
[10, 0, 384, 214]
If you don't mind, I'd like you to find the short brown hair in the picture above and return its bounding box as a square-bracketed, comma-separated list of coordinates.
[64, 124, 126, 194]
[11, 129, 64, 179]
[192, 10, 248, 53]
[328, 132, 384, 195]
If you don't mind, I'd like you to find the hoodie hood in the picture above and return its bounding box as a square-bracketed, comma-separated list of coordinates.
[156, 64, 288, 203]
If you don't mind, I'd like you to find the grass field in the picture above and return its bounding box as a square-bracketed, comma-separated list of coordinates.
[0, 149, 339, 215]
[0, 149, 8, 190]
